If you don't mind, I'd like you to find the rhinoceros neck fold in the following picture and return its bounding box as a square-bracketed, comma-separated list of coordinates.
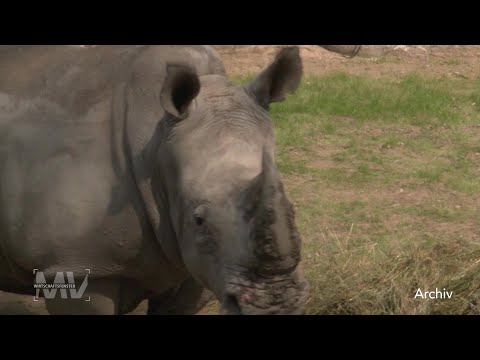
[122, 71, 186, 270]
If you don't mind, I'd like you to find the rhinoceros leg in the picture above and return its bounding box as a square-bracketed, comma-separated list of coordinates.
[147, 277, 214, 315]
[44, 279, 120, 315]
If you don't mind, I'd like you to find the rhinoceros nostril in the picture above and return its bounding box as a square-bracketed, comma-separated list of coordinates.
[241, 291, 252, 303]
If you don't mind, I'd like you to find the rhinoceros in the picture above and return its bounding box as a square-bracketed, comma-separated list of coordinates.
[0, 45, 308, 315]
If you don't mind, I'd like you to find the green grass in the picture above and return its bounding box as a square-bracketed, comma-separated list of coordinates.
[444, 58, 461, 66]
[272, 73, 478, 126]
[374, 56, 402, 65]
[227, 72, 480, 314]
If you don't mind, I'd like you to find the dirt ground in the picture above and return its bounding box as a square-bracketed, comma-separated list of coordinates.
[1, 45, 479, 315]
[216, 45, 480, 79]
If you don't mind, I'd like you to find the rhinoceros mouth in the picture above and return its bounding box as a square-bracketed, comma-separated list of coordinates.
[219, 271, 308, 315]
[220, 295, 243, 315]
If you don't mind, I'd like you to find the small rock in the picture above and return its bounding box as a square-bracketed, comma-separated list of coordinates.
[454, 71, 468, 79]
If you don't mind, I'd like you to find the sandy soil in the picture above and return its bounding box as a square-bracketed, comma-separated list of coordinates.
[214, 45, 480, 79]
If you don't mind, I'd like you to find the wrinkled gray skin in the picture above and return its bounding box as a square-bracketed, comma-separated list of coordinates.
[0, 45, 308, 315]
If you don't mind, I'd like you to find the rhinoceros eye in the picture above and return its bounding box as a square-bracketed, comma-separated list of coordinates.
[193, 204, 207, 227]
[194, 215, 205, 226]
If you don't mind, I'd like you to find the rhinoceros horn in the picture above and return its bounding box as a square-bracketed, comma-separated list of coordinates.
[247, 147, 301, 277]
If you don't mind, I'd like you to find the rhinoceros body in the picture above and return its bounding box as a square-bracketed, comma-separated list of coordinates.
[0, 45, 308, 314]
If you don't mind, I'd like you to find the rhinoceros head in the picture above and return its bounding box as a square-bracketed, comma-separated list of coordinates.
[156, 47, 308, 314]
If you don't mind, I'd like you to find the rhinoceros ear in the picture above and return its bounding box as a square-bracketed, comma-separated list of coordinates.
[246, 46, 303, 110]
[160, 64, 201, 119]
